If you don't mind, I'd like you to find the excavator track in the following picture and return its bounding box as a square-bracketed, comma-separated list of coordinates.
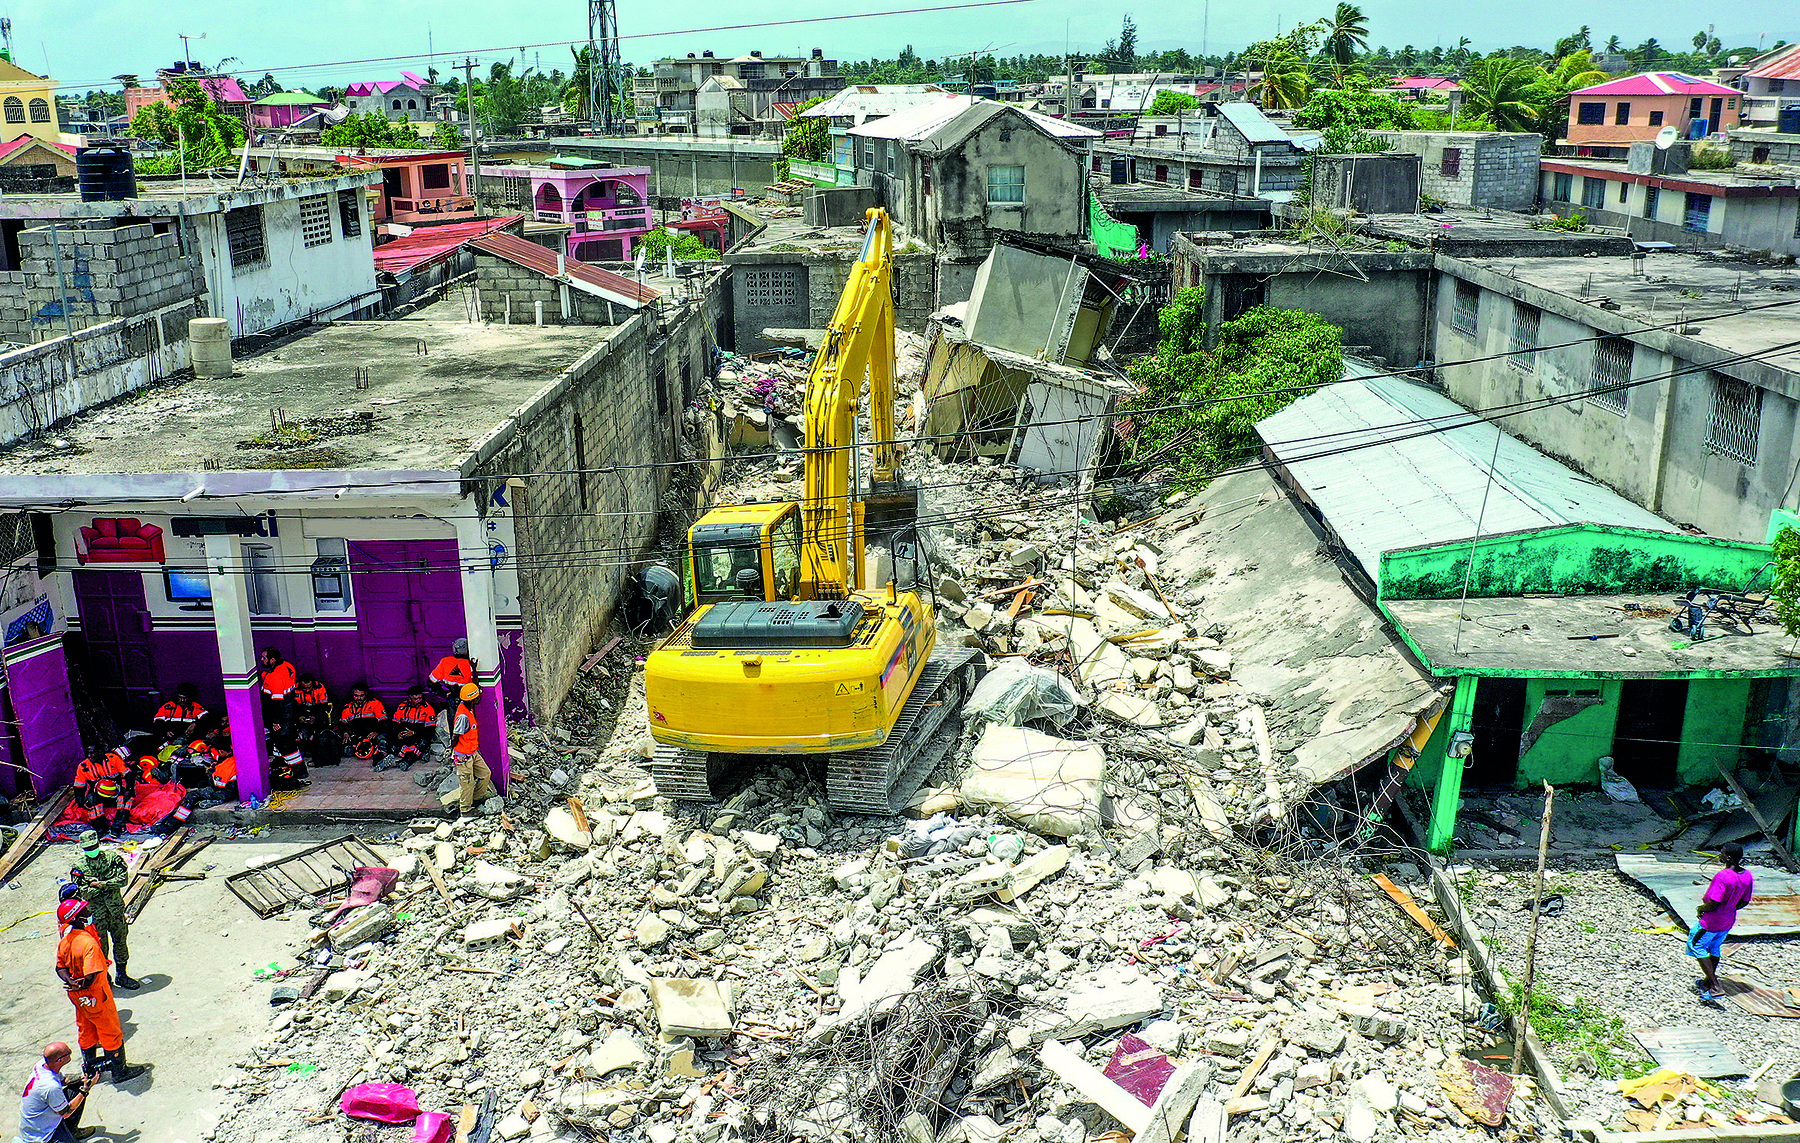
[647, 647, 985, 815]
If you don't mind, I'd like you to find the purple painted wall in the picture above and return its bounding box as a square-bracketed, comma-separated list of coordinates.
[2, 635, 85, 795]
[498, 622, 528, 721]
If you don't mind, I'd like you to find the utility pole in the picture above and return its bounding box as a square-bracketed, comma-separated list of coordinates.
[589, 0, 622, 134]
[463, 58, 483, 213]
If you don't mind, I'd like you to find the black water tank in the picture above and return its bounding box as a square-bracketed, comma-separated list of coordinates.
[1779, 106, 1800, 135]
[1110, 156, 1130, 184]
[970, 83, 998, 99]
[77, 144, 135, 203]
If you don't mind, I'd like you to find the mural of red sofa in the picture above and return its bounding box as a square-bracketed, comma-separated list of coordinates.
[77, 517, 166, 564]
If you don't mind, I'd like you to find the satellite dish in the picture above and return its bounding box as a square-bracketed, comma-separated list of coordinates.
[1655, 125, 1679, 150]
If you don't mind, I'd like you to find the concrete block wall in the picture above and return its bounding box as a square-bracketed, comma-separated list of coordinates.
[1373, 132, 1542, 212]
[0, 221, 203, 341]
[0, 298, 199, 445]
[472, 254, 634, 326]
[473, 276, 726, 721]
[724, 249, 935, 352]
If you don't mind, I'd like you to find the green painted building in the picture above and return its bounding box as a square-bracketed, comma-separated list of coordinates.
[1258, 370, 1800, 855]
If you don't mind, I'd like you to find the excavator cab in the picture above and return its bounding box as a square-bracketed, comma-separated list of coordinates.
[686, 502, 803, 606]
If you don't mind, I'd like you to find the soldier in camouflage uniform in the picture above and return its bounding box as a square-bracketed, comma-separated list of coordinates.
[70, 829, 141, 990]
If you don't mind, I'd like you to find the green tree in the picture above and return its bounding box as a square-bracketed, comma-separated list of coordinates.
[1604, 35, 1622, 53]
[639, 226, 720, 261]
[1125, 287, 1344, 486]
[1244, 22, 1323, 110]
[1529, 50, 1607, 138]
[781, 96, 830, 162]
[1398, 45, 1418, 70]
[321, 111, 424, 149]
[565, 46, 597, 120]
[128, 78, 245, 171]
[1293, 80, 1416, 150]
[1553, 26, 1592, 58]
[1148, 90, 1201, 115]
[1635, 38, 1663, 65]
[1324, 3, 1370, 68]
[1459, 57, 1542, 132]
[1117, 14, 1139, 70]
[432, 120, 466, 150]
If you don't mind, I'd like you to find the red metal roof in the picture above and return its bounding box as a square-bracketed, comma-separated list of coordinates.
[0, 134, 76, 161]
[1572, 72, 1739, 98]
[1748, 45, 1800, 82]
[468, 230, 660, 306]
[372, 215, 522, 274]
[1389, 76, 1459, 90]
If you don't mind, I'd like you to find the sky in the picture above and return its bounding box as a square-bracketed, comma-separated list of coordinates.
[11, 0, 1795, 94]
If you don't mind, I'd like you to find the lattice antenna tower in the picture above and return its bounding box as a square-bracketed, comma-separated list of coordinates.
[588, 0, 623, 134]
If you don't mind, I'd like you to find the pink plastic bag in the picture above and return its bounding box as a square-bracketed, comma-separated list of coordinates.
[340, 1081, 422, 1124]
[411, 1111, 454, 1143]
[328, 866, 401, 924]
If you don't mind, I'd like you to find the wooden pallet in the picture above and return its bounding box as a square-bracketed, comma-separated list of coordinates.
[123, 831, 216, 922]
[0, 788, 76, 885]
[224, 835, 388, 917]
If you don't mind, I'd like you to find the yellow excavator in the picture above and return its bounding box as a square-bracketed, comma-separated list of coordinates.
[643, 209, 982, 813]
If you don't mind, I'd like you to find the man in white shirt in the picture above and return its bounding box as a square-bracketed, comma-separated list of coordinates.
[18, 1042, 93, 1142]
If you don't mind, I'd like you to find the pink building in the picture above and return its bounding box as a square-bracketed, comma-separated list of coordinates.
[248, 91, 329, 129]
[125, 74, 250, 124]
[480, 163, 654, 263]
[1565, 72, 1741, 150]
[1388, 76, 1460, 101]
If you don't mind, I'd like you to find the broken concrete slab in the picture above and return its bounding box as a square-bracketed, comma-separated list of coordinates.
[462, 917, 516, 949]
[1095, 690, 1162, 728]
[327, 903, 394, 949]
[961, 726, 1104, 838]
[588, 1029, 650, 1077]
[837, 932, 942, 1023]
[543, 806, 592, 851]
[649, 978, 733, 1039]
[1039, 1038, 1153, 1135]
[1139, 1062, 1210, 1143]
[995, 845, 1069, 903]
[1032, 979, 1162, 1042]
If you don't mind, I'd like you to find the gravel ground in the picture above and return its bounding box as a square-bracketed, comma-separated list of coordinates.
[1459, 864, 1800, 1125]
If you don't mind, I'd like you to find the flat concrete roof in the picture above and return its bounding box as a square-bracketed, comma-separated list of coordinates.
[0, 171, 382, 219]
[1383, 593, 1800, 677]
[1543, 156, 1800, 192]
[1094, 182, 1268, 211]
[0, 299, 612, 477]
[1451, 252, 1800, 367]
[1356, 210, 1636, 254]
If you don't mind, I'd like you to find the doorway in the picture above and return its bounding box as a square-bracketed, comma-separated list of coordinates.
[1612, 679, 1688, 789]
[347, 540, 467, 701]
[1467, 677, 1527, 789]
[72, 569, 158, 725]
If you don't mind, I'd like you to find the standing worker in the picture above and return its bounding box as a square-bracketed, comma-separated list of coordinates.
[449, 682, 495, 816]
[54, 900, 147, 1083]
[68, 831, 140, 991]
[428, 638, 476, 704]
[17, 1042, 96, 1143]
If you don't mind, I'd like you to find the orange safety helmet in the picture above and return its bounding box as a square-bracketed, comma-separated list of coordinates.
[94, 778, 120, 800]
[459, 682, 481, 702]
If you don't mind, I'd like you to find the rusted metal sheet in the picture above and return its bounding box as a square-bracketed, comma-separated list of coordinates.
[1716, 970, 1800, 1019]
[1438, 1057, 1513, 1127]
[1614, 854, 1800, 936]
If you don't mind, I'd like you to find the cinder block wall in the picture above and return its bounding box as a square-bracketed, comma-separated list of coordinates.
[471, 253, 640, 326]
[0, 221, 203, 341]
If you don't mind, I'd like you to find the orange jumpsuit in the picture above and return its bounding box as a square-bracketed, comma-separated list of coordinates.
[56, 924, 122, 1051]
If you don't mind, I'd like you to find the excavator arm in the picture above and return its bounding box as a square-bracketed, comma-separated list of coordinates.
[799, 209, 896, 598]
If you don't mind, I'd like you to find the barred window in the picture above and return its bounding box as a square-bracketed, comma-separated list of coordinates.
[1588, 337, 1632, 413]
[1440, 147, 1462, 176]
[1705, 374, 1761, 464]
[338, 191, 362, 238]
[300, 195, 333, 247]
[741, 267, 802, 308]
[1509, 303, 1539, 371]
[28, 98, 50, 123]
[1580, 177, 1607, 209]
[1450, 280, 1479, 338]
[225, 206, 266, 268]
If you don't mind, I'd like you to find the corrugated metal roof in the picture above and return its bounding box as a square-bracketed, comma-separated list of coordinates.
[1257, 364, 1675, 578]
[1572, 71, 1739, 97]
[372, 216, 521, 274]
[1748, 43, 1800, 81]
[469, 230, 660, 307]
[1217, 101, 1292, 145]
[848, 96, 1097, 144]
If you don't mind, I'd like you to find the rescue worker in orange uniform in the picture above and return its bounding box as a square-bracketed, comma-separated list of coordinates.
[72, 750, 130, 809]
[385, 686, 437, 772]
[292, 673, 336, 767]
[428, 639, 475, 704]
[338, 684, 389, 765]
[54, 899, 146, 1083]
[150, 684, 206, 747]
[449, 683, 495, 816]
[258, 647, 297, 736]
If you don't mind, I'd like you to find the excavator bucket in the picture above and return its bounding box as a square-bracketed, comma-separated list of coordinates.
[861, 479, 920, 551]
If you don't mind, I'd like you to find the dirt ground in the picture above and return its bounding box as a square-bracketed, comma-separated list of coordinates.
[0, 826, 388, 1143]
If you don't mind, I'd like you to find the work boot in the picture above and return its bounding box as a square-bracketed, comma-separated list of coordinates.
[73, 1127, 99, 1140]
[114, 970, 142, 990]
[79, 1046, 102, 1078]
[111, 807, 132, 835]
[105, 1048, 148, 1083]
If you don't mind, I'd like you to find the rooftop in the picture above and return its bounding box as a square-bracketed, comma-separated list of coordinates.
[1384, 593, 1800, 677]
[0, 170, 381, 219]
[1746, 43, 1800, 81]
[0, 300, 612, 480]
[1450, 251, 1800, 368]
[1572, 72, 1740, 98]
[1258, 365, 1676, 580]
[1542, 156, 1800, 193]
[849, 96, 1098, 145]
[372, 215, 521, 275]
[804, 84, 953, 124]
[251, 91, 326, 106]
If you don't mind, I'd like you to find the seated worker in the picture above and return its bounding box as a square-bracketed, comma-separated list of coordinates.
[384, 687, 437, 771]
[337, 684, 389, 766]
[151, 684, 206, 746]
[167, 736, 216, 791]
[73, 747, 132, 809]
[428, 639, 475, 704]
[209, 747, 238, 802]
[88, 777, 133, 837]
[292, 673, 338, 767]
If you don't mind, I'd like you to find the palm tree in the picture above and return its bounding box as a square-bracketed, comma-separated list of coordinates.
[1459, 57, 1542, 131]
[565, 46, 595, 120]
[1635, 38, 1663, 66]
[1324, 3, 1370, 67]
[1247, 47, 1312, 109]
[1604, 35, 1622, 54]
[1531, 50, 1607, 138]
[1399, 44, 1418, 70]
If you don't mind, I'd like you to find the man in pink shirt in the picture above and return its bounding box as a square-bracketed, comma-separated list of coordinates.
[1688, 841, 1754, 1002]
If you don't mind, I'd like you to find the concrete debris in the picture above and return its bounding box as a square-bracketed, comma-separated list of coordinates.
[960, 725, 1104, 837]
[650, 978, 734, 1039]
